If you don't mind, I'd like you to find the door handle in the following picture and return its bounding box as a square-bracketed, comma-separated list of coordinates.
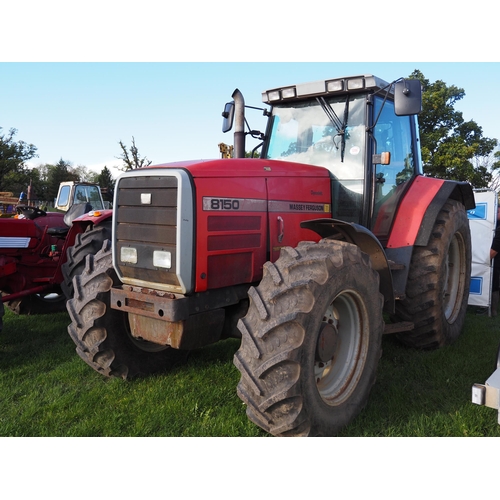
[277, 216, 284, 243]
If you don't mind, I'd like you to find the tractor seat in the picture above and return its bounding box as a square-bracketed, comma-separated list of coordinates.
[46, 203, 93, 237]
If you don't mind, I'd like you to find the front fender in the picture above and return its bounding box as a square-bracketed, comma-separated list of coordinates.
[300, 218, 394, 313]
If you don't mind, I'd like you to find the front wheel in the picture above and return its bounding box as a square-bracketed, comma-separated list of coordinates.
[67, 241, 186, 379]
[234, 240, 384, 437]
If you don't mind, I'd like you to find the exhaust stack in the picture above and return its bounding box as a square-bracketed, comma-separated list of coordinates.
[232, 89, 245, 158]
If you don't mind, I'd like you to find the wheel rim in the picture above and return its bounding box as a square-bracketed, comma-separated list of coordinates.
[36, 292, 66, 304]
[443, 232, 466, 323]
[314, 290, 369, 405]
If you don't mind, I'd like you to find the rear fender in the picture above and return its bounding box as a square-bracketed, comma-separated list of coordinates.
[300, 218, 394, 313]
[387, 177, 474, 249]
[71, 208, 113, 227]
[385, 178, 474, 299]
[67, 209, 113, 237]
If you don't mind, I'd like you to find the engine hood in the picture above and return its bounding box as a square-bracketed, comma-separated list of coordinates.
[141, 158, 331, 179]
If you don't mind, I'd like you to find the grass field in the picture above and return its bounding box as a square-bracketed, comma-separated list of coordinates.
[1, 305, 500, 437]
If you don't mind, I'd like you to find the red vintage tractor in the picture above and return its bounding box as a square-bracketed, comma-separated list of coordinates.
[0, 181, 112, 329]
[66, 74, 474, 436]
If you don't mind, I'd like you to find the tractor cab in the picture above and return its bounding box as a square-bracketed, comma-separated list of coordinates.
[54, 181, 105, 212]
[224, 75, 423, 243]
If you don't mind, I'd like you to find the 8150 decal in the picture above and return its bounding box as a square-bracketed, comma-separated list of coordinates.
[202, 197, 267, 212]
[210, 198, 240, 210]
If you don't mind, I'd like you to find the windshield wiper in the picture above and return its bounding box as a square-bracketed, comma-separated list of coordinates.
[316, 96, 350, 162]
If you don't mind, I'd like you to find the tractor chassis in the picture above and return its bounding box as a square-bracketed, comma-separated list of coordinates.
[110, 283, 250, 350]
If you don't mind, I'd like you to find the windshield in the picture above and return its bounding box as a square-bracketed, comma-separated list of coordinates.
[74, 185, 104, 210]
[265, 95, 366, 194]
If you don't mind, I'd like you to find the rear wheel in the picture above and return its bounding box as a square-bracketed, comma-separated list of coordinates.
[61, 222, 112, 299]
[5, 290, 67, 315]
[67, 241, 186, 379]
[394, 200, 471, 348]
[234, 240, 384, 437]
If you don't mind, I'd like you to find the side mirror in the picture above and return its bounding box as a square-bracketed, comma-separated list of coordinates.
[394, 79, 422, 116]
[222, 101, 235, 133]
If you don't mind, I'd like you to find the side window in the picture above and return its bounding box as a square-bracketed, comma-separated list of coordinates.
[57, 185, 70, 207]
[371, 98, 415, 238]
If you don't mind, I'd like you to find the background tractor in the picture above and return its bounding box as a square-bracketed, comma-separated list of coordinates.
[0, 181, 112, 327]
[66, 74, 474, 436]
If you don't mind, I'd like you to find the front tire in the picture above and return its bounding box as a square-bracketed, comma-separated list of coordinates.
[234, 240, 384, 437]
[394, 200, 471, 348]
[67, 241, 186, 379]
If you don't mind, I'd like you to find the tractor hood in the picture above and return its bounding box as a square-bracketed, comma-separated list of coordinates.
[143, 158, 331, 179]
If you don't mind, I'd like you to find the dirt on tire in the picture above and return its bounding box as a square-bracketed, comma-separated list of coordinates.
[67, 241, 187, 379]
[61, 222, 112, 300]
[234, 240, 384, 436]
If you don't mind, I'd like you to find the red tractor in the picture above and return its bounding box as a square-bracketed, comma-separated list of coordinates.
[66, 74, 474, 436]
[0, 181, 112, 330]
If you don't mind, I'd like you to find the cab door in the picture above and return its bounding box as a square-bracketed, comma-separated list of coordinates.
[266, 175, 331, 262]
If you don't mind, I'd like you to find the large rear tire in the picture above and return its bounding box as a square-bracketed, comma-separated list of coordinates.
[67, 241, 186, 379]
[234, 240, 384, 437]
[61, 222, 112, 299]
[394, 199, 471, 348]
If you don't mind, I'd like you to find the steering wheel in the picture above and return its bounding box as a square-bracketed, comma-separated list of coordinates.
[16, 205, 47, 219]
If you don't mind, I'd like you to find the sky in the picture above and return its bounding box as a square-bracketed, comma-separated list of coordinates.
[1, 62, 500, 179]
[1, 2, 499, 182]
[2, 2, 499, 492]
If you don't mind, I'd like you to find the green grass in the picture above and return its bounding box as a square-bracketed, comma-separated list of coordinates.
[1, 306, 500, 437]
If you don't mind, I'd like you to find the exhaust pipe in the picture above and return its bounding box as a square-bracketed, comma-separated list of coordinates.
[232, 89, 245, 158]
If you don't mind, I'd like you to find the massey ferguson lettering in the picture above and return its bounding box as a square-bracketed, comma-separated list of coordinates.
[289, 203, 325, 212]
[268, 200, 331, 213]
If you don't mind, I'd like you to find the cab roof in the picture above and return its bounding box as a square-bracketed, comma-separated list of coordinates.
[262, 74, 392, 104]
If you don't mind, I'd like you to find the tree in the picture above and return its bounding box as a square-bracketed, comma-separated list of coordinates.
[117, 137, 151, 170]
[409, 70, 498, 188]
[95, 166, 115, 203]
[44, 159, 80, 202]
[2, 165, 44, 202]
[72, 164, 97, 183]
[0, 128, 38, 192]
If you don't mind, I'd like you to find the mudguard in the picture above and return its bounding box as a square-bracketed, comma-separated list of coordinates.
[301, 177, 475, 314]
[71, 208, 113, 227]
[387, 177, 474, 249]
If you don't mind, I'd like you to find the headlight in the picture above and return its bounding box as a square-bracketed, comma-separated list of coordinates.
[267, 90, 281, 101]
[282, 87, 296, 99]
[153, 250, 172, 269]
[120, 246, 137, 264]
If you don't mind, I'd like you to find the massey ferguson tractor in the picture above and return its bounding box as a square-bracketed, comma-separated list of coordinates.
[66, 74, 475, 437]
[0, 181, 113, 328]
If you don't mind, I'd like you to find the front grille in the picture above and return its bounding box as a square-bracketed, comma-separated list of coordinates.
[113, 170, 194, 294]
